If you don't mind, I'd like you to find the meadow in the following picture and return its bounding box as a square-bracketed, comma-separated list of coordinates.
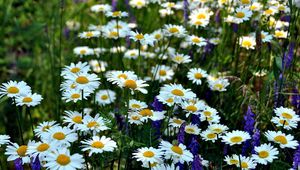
[0, 0, 299, 169]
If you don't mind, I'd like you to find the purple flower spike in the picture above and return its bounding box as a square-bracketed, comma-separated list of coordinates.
[14, 158, 23, 170]
[283, 42, 295, 69]
[177, 123, 186, 144]
[151, 97, 164, 111]
[242, 106, 255, 155]
[251, 129, 260, 154]
[31, 157, 41, 170]
[293, 144, 300, 170]
[192, 154, 203, 170]
[112, 0, 117, 11]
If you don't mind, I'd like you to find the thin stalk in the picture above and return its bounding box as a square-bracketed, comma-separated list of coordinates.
[13, 98, 24, 144]
[27, 107, 35, 136]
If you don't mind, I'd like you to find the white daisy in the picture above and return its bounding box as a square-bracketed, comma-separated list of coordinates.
[41, 126, 78, 147]
[159, 84, 196, 103]
[169, 117, 185, 128]
[95, 89, 116, 105]
[129, 99, 147, 111]
[265, 130, 299, 149]
[78, 31, 100, 39]
[0, 81, 31, 98]
[90, 4, 112, 13]
[63, 111, 83, 129]
[133, 147, 163, 164]
[187, 68, 208, 85]
[5, 142, 31, 164]
[130, 31, 155, 46]
[151, 65, 174, 82]
[159, 141, 193, 164]
[105, 11, 128, 18]
[15, 93, 43, 107]
[274, 106, 300, 122]
[221, 130, 251, 146]
[201, 129, 218, 143]
[0, 135, 10, 146]
[77, 114, 110, 134]
[27, 140, 55, 161]
[184, 124, 201, 135]
[252, 143, 279, 165]
[81, 136, 117, 156]
[34, 121, 59, 138]
[64, 72, 100, 91]
[208, 77, 230, 91]
[163, 24, 187, 38]
[171, 53, 192, 64]
[239, 36, 256, 50]
[186, 35, 207, 47]
[61, 62, 90, 77]
[73, 46, 93, 57]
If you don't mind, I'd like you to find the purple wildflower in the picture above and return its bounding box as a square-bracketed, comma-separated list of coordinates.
[291, 88, 300, 114]
[14, 158, 23, 170]
[151, 97, 164, 111]
[189, 137, 200, 155]
[251, 129, 260, 154]
[183, 0, 189, 24]
[112, 0, 117, 11]
[192, 154, 203, 170]
[215, 9, 221, 23]
[283, 42, 295, 69]
[177, 123, 186, 144]
[242, 106, 255, 155]
[191, 114, 201, 126]
[31, 157, 41, 170]
[293, 144, 300, 170]
[232, 23, 238, 33]
[151, 120, 162, 138]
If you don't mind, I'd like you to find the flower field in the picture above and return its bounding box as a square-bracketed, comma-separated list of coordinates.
[0, 0, 300, 169]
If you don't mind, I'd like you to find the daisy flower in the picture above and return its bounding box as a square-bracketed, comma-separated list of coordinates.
[265, 131, 299, 149]
[274, 107, 300, 122]
[187, 68, 208, 85]
[159, 141, 193, 164]
[181, 99, 206, 117]
[129, 0, 147, 9]
[157, 94, 175, 107]
[250, 2, 263, 11]
[188, 18, 209, 28]
[129, 99, 147, 111]
[133, 147, 163, 164]
[27, 140, 55, 161]
[15, 93, 43, 107]
[169, 117, 185, 128]
[163, 24, 187, 38]
[186, 35, 207, 47]
[263, 7, 278, 16]
[234, 7, 253, 23]
[124, 49, 139, 59]
[189, 8, 213, 22]
[151, 29, 163, 41]
[90, 4, 112, 13]
[200, 106, 219, 123]
[271, 116, 298, 130]
[239, 36, 256, 50]
[239, 0, 252, 6]
[81, 136, 117, 156]
[171, 53, 192, 64]
[62, 88, 91, 103]
[61, 62, 90, 77]
[208, 77, 230, 91]
[252, 143, 279, 165]
[78, 31, 100, 39]
[152, 164, 178, 170]
[5, 142, 31, 164]
[260, 31, 273, 43]
[64, 72, 100, 91]
[41, 126, 78, 147]
[224, 154, 240, 166]
[221, 130, 251, 146]
[136, 108, 166, 122]
[128, 113, 144, 125]
[34, 121, 59, 138]
[0, 135, 10, 146]
[44, 148, 84, 170]
[117, 78, 149, 94]
[77, 114, 110, 134]
[129, 31, 155, 46]
[106, 70, 137, 85]
[184, 124, 201, 135]
[73, 46, 93, 57]
[208, 124, 228, 134]
[151, 65, 174, 82]
[274, 30, 288, 39]
[159, 84, 196, 103]
[105, 11, 128, 18]
[0, 81, 31, 98]
[95, 89, 116, 105]
[201, 129, 218, 143]
[63, 111, 83, 129]
[237, 155, 257, 169]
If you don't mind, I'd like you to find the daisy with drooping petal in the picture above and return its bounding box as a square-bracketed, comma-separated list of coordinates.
[265, 130, 298, 149]
[252, 143, 279, 165]
[159, 141, 193, 164]
[63, 111, 83, 129]
[187, 68, 208, 85]
[239, 36, 256, 50]
[117, 78, 149, 95]
[95, 89, 116, 105]
[42, 126, 78, 147]
[151, 65, 174, 82]
[0, 135, 10, 146]
[201, 129, 219, 143]
[133, 147, 163, 164]
[34, 121, 59, 138]
[81, 136, 117, 156]
[0, 81, 31, 98]
[15, 93, 43, 107]
[129, 99, 147, 111]
[221, 130, 251, 146]
[271, 116, 298, 130]
[184, 124, 201, 135]
[163, 24, 187, 38]
[159, 84, 196, 103]
[5, 142, 31, 164]
[171, 53, 192, 64]
[44, 148, 84, 170]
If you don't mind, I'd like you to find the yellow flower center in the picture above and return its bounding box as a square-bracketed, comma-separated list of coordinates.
[118, 73, 128, 79]
[230, 159, 238, 164]
[42, 125, 50, 132]
[124, 80, 137, 89]
[37, 143, 50, 152]
[71, 67, 80, 73]
[171, 145, 183, 155]
[17, 145, 27, 157]
[110, 31, 119, 37]
[236, 12, 245, 18]
[91, 141, 105, 149]
[166, 98, 174, 103]
[131, 104, 141, 109]
[155, 34, 161, 39]
[174, 56, 183, 62]
[241, 162, 248, 168]
[242, 40, 253, 48]
[186, 105, 197, 112]
[194, 73, 203, 79]
[22, 97, 33, 103]
[194, 20, 203, 25]
[143, 151, 155, 158]
[274, 135, 287, 144]
[53, 132, 66, 140]
[197, 13, 206, 19]
[72, 116, 82, 123]
[241, 0, 250, 4]
[87, 121, 99, 128]
[135, 34, 144, 40]
[213, 128, 222, 133]
[192, 37, 201, 43]
[207, 133, 216, 139]
[7, 86, 19, 94]
[203, 111, 212, 117]
[171, 89, 184, 96]
[86, 32, 94, 38]
[281, 112, 292, 119]
[230, 136, 243, 143]
[214, 83, 224, 90]
[279, 119, 289, 125]
[265, 9, 273, 15]
[70, 83, 77, 89]
[159, 70, 167, 76]
[186, 128, 195, 133]
[71, 93, 81, 99]
[80, 50, 86, 54]
[76, 76, 89, 84]
[112, 11, 121, 17]
[258, 151, 269, 158]
[173, 119, 182, 124]
[139, 109, 153, 117]
[101, 95, 108, 100]
[131, 115, 140, 120]
[169, 27, 179, 33]
[56, 154, 71, 165]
